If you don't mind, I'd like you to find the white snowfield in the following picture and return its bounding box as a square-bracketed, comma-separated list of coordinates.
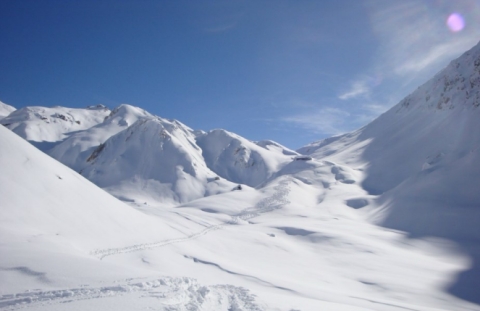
[0, 104, 110, 151]
[1, 42, 480, 310]
[0, 101, 16, 120]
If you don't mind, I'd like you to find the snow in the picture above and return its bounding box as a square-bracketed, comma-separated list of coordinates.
[78, 116, 242, 206]
[296, 41, 480, 243]
[295, 41, 480, 304]
[0, 105, 110, 151]
[0, 101, 16, 120]
[3, 120, 479, 309]
[1, 42, 480, 311]
[47, 104, 152, 170]
[12, 105, 298, 206]
[255, 140, 299, 156]
[196, 129, 294, 187]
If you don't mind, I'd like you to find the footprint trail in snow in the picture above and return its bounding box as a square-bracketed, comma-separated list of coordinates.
[91, 181, 291, 259]
[0, 277, 264, 311]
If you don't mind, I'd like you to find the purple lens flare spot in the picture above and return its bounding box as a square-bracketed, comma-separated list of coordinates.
[447, 13, 465, 32]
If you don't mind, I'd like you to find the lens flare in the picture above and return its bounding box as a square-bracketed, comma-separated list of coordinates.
[447, 13, 465, 32]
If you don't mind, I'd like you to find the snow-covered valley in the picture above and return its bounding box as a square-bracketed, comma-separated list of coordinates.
[1, 42, 480, 310]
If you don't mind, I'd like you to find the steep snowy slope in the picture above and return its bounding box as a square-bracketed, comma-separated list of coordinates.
[255, 139, 299, 156]
[297, 41, 480, 238]
[196, 129, 294, 187]
[0, 104, 110, 151]
[79, 117, 239, 206]
[0, 124, 191, 293]
[0, 120, 273, 310]
[297, 41, 480, 303]
[299, 41, 480, 196]
[2, 122, 479, 310]
[48, 104, 152, 170]
[3, 50, 480, 309]
[0, 125, 180, 253]
[0, 101, 15, 119]
[3, 103, 296, 205]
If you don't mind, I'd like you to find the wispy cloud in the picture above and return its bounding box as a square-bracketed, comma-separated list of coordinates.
[338, 79, 370, 100]
[281, 107, 350, 136]
[276, 1, 480, 141]
[331, 0, 480, 130]
[393, 37, 477, 76]
[367, 0, 480, 80]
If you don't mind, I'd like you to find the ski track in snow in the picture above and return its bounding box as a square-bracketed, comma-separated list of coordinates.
[91, 181, 291, 259]
[0, 182, 291, 310]
[0, 277, 264, 311]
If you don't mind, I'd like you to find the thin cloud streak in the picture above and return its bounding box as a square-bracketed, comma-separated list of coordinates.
[339, 79, 370, 100]
[276, 1, 480, 144]
[393, 37, 478, 76]
[281, 108, 350, 136]
[368, 0, 480, 80]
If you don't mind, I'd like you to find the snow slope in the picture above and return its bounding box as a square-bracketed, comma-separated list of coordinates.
[0, 101, 15, 119]
[297, 41, 480, 303]
[48, 104, 152, 170]
[3, 123, 477, 310]
[79, 117, 239, 206]
[196, 129, 294, 187]
[0, 124, 269, 310]
[2, 41, 480, 311]
[0, 124, 181, 253]
[0, 105, 110, 151]
[5, 103, 299, 206]
[299, 40, 480, 191]
[297, 41, 480, 240]
[255, 139, 299, 156]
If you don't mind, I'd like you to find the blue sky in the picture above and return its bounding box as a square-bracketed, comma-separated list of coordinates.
[1, 0, 479, 148]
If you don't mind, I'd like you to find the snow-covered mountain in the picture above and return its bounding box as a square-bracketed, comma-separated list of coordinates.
[79, 116, 240, 206]
[255, 139, 299, 156]
[1, 41, 480, 311]
[0, 124, 270, 309]
[3, 109, 479, 310]
[0, 101, 16, 119]
[290, 41, 480, 304]
[0, 123, 181, 249]
[48, 104, 152, 170]
[196, 129, 295, 187]
[2, 102, 296, 206]
[0, 104, 110, 151]
[297, 41, 480, 243]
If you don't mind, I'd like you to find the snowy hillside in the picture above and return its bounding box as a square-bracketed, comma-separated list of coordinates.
[3, 122, 480, 310]
[255, 140, 299, 156]
[0, 124, 179, 252]
[196, 129, 294, 187]
[48, 104, 152, 170]
[0, 124, 273, 310]
[298, 41, 480, 195]
[0, 104, 110, 151]
[296, 41, 480, 302]
[1, 41, 480, 311]
[79, 116, 239, 206]
[3, 103, 298, 206]
[0, 101, 15, 119]
[297, 41, 480, 239]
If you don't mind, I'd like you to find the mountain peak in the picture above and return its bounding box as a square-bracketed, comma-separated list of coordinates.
[0, 101, 16, 119]
[395, 40, 480, 114]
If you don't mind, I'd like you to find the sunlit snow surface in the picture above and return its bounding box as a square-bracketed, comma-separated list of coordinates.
[0, 101, 16, 120]
[1, 124, 478, 311]
[1, 43, 480, 310]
